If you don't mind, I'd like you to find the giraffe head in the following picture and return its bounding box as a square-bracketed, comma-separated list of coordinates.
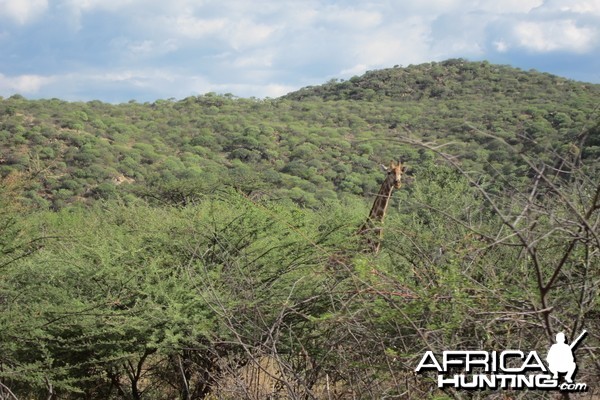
[381, 160, 405, 189]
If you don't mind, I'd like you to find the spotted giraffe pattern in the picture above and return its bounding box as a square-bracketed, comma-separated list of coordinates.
[357, 160, 405, 254]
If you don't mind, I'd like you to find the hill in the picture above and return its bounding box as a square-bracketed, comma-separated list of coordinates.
[0, 59, 598, 209]
[285, 58, 598, 103]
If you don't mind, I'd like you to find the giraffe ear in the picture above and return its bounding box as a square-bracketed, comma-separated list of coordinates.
[380, 164, 389, 172]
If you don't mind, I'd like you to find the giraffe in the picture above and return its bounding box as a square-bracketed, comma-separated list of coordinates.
[357, 160, 406, 254]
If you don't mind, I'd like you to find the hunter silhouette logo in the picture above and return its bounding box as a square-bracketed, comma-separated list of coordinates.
[415, 330, 588, 392]
[546, 330, 586, 384]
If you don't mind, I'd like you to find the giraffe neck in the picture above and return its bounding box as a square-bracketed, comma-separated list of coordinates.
[367, 176, 395, 223]
[357, 176, 395, 254]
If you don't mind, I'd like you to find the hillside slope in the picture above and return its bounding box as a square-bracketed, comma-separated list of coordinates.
[0, 59, 598, 209]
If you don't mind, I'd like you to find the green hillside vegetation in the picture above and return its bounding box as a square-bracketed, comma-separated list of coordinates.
[0, 59, 599, 399]
[0, 59, 598, 209]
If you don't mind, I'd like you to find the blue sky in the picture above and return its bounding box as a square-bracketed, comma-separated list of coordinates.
[0, 0, 599, 102]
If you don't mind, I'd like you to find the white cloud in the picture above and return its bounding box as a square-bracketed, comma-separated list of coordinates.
[340, 64, 369, 76]
[535, 0, 600, 15]
[92, 71, 142, 84]
[350, 17, 432, 70]
[227, 19, 278, 50]
[474, 0, 543, 14]
[512, 19, 598, 52]
[173, 16, 228, 39]
[0, 0, 48, 24]
[262, 84, 296, 98]
[111, 38, 179, 59]
[204, 82, 296, 98]
[62, 0, 170, 30]
[128, 40, 157, 55]
[232, 52, 274, 68]
[65, 0, 140, 13]
[284, 6, 319, 27]
[389, 0, 464, 14]
[429, 12, 490, 58]
[494, 40, 509, 52]
[321, 7, 383, 29]
[567, 0, 600, 15]
[0, 73, 54, 93]
[156, 12, 278, 50]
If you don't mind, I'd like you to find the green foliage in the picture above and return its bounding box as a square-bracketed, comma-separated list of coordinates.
[0, 60, 598, 398]
[0, 192, 354, 398]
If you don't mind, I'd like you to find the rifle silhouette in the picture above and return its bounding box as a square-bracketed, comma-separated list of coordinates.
[570, 330, 587, 350]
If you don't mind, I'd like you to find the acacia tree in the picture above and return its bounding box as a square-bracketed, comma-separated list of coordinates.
[0, 172, 52, 399]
